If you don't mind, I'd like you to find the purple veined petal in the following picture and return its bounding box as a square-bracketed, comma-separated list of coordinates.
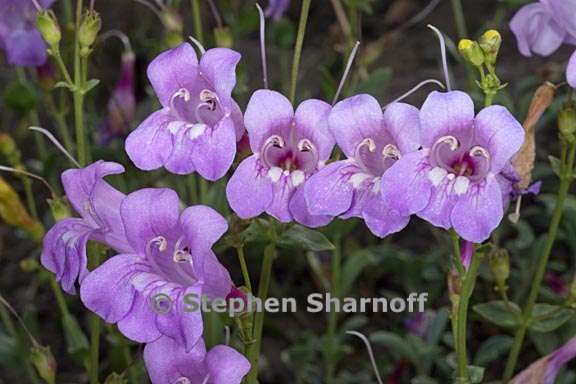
[117, 291, 163, 343]
[244, 89, 294, 153]
[155, 284, 204, 352]
[120, 188, 180, 253]
[126, 109, 175, 171]
[381, 151, 433, 217]
[199, 48, 241, 100]
[474, 105, 525, 174]
[80, 254, 142, 323]
[190, 115, 237, 181]
[41, 218, 93, 294]
[328, 94, 383, 158]
[420, 91, 475, 148]
[144, 336, 207, 384]
[200, 251, 233, 299]
[294, 99, 335, 161]
[147, 43, 199, 107]
[164, 122, 198, 175]
[206, 345, 251, 384]
[568, 50, 576, 88]
[289, 185, 333, 228]
[304, 160, 356, 217]
[342, 181, 377, 219]
[382, 102, 421, 154]
[417, 175, 458, 230]
[267, 173, 296, 222]
[450, 174, 503, 243]
[4, 28, 47, 67]
[544, 0, 576, 38]
[179, 205, 228, 258]
[510, 3, 566, 57]
[226, 155, 274, 219]
[361, 196, 411, 238]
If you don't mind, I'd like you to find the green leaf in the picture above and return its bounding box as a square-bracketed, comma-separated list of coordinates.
[81, 79, 100, 94]
[341, 250, 377, 295]
[370, 331, 414, 361]
[468, 365, 485, 384]
[549, 155, 562, 177]
[277, 225, 334, 252]
[4, 81, 37, 112]
[473, 335, 513, 366]
[240, 218, 272, 244]
[473, 301, 521, 328]
[62, 313, 89, 357]
[530, 304, 574, 333]
[425, 307, 450, 346]
[54, 81, 76, 91]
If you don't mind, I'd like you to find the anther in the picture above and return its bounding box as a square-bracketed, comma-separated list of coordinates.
[199, 89, 218, 111]
[147, 236, 167, 252]
[173, 377, 191, 384]
[261, 135, 286, 169]
[382, 144, 401, 160]
[469, 145, 490, 159]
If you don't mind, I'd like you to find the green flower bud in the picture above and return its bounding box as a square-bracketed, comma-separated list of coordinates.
[458, 39, 485, 67]
[48, 197, 72, 222]
[489, 249, 510, 288]
[36, 10, 61, 47]
[559, 100, 576, 145]
[479, 30, 502, 64]
[31, 346, 57, 384]
[78, 9, 101, 51]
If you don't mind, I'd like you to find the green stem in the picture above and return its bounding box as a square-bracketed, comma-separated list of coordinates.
[289, 0, 312, 103]
[45, 92, 73, 153]
[191, 0, 204, 43]
[450, 229, 465, 278]
[450, 0, 468, 39]
[236, 244, 252, 292]
[49, 276, 70, 317]
[502, 143, 576, 382]
[245, 243, 276, 384]
[455, 248, 481, 383]
[88, 248, 101, 384]
[73, 0, 87, 166]
[325, 232, 342, 384]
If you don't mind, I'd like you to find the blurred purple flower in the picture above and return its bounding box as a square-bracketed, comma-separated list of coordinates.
[568, 50, 576, 88]
[226, 89, 335, 226]
[144, 336, 250, 384]
[511, 336, 576, 384]
[80, 188, 233, 350]
[510, 0, 576, 57]
[41, 161, 131, 294]
[0, 0, 54, 66]
[265, 0, 290, 21]
[125, 43, 244, 180]
[380, 91, 524, 243]
[304, 95, 421, 237]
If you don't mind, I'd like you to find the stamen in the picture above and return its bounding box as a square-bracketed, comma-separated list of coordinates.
[469, 145, 490, 160]
[332, 41, 361, 105]
[199, 89, 218, 110]
[354, 138, 377, 175]
[261, 135, 286, 169]
[147, 236, 167, 253]
[188, 36, 207, 55]
[431, 135, 459, 170]
[255, 3, 269, 89]
[382, 144, 401, 160]
[508, 195, 522, 224]
[346, 331, 384, 384]
[297, 138, 320, 173]
[427, 25, 452, 91]
[173, 377, 191, 384]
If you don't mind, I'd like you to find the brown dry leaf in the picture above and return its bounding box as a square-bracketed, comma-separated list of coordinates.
[0, 176, 44, 241]
[512, 82, 556, 190]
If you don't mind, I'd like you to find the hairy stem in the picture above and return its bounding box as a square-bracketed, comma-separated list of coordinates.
[289, 0, 312, 103]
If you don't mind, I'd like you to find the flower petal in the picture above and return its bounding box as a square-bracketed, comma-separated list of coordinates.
[362, 196, 411, 238]
[117, 292, 162, 343]
[383, 102, 421, 154]
[199, 48, 241, 101]
[179, 206, 228, 257]
[4, 29, 47, 67]
[328, 94, 383, 158]
[294, 99, 334, 161]
[120, 188, 180, 253]
[420, 91, 474, 148]
[147, 43, 199, 107]
[244, 89, 294, 152]
[289, 185, 333, 228]
[226, 155, 274, 219]
[451, 175, 503, 242]
[206, 345, 251, 384]
[190, 115, 237, 180]
[200, 252, 233, 299]
[510, 3, 566, 57]
[144, 336, 207, 384]
[474, 105, 524, 173]
[417, 177, 458, 230]
[544, 0, 576, 37]
[304, 161, 355, 217]
[568, 50, 576, 88]
[126, 109, 175, 171]
[267, 174, 295, 222]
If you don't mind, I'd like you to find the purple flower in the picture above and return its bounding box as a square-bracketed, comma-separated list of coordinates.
[568, 50, 576, 88]
[304, 95, 421, 237]
[511, 336, 576, 384]
[226, 90, 335, 226]
[144, 336, 250, 384]
[510, 0, 576, 57]
[380, 91, 524, 243]
[0, 0, 54, 66]
[41, 161, 131, 294]
[125, 43, 244, 180]
[265, 0, 290, 21]
[80, 188, 233, 350]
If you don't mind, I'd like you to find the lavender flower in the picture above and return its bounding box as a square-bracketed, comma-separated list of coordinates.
[510, 0, 576, 57]
[304, 95, 421, 237]
[80, 188, 232, 350]
[0, 0, 54, 66]
[41, 161, 131, 294]
[511, 336, 576, 384]
[144, 336, 250, 384]
[226, 90, 335, 226]
[380, 91, 524, 243]
[265, 0, 290, 21]
[568, 50, 576, 88]
[125, 43, 244, 180]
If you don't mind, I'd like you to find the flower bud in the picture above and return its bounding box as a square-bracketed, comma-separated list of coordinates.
[559, 100, 576, 145]
[489, 248, 510, 289]
[479, 30, 502, 64]
[78, 9, 101, 53]
[458, 39, 484, 67]
[48, 197, 72, 222]
[36, 10, 62, 47]
[31, 345, 57, 384]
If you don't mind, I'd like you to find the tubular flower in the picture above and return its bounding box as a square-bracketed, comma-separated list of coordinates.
[510, 0, 576, 57]
[568, 50, 576, 88]
[380, 91, 525, 243]
[80, 188, 233, 351]
[304, 94, 421, 237]
[125, 42, 244, 180]
[226, 89, 335, 227]
[0, 0, 54, 66]
[41, 161, 131, 294]
[144, 336, 250, 384]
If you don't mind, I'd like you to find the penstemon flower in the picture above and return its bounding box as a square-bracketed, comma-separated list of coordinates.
[80, 187, 233, 350]
[380, 91, 524, 243]
[41, 161, 131, 294]
[304, 94, 421, 237]
[568, 50, 576, 88]
[144, 336, 250, 384]
[226, 89, 335, 226]
[265, 0, 290, 21]
[510, 0, 576, 57]
[126, 42, 244, 180]
[0, 0, 54, 66]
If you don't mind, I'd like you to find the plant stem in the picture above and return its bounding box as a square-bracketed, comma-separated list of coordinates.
[502, 143, 576, 382]
[245, 243, 276, 384]
[450, 0, 468, 39]
[236, 244, 252, 292]
[289, 0, 312, 103]
[325, 232, 342, 384]
[73, 0, 87, 166]
[191, 0, 204, 43]
[49, 276, 70, 317]
[450, 229, 465, 278]
[88, 248, 102, 384]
